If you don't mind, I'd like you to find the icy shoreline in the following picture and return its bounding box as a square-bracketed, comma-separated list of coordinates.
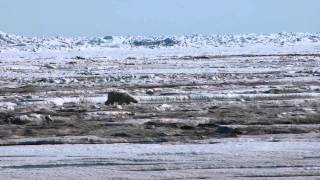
[1, 32, 320, 178]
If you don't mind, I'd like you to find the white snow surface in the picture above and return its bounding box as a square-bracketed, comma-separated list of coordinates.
[1, 31, 320, 60]
[0, 142, 319, 160]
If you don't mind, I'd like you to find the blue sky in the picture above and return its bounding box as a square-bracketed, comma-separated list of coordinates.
[0, 0, 319, 37]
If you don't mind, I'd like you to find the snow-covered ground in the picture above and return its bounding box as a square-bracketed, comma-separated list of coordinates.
[1, 31, 320, 179]
[0, 135, 320, 179]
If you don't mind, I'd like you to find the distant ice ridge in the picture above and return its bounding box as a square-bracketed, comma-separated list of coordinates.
[1, 31, 320, 51]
